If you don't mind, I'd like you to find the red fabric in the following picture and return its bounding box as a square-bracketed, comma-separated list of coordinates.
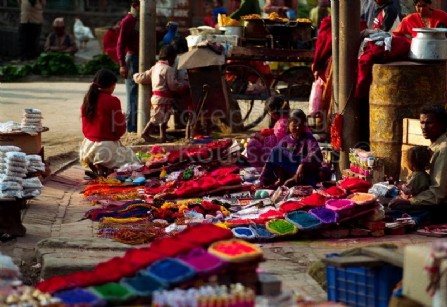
[153, 90, 173, 98]
[117, 13, 139, 67]
[150, 237, 198, 256]
[176, 224, 233, 247]
[94, 257, 137, 280]
[103, 28, 119, 63]
[394, 10, 447, 40]
[258, 209, 284, 221]
[206, 139, 233, 150]
[123, 248, 164, 270]
[143, 185, 167, 196]
[81, 92, 127, 142]
[330, 113, 343, 151]
[355, 36, 411, 100]
[203, 15, 216, 27]
[279, 201, 307, 213]
[320, 186, 346, 198]
[36, 257, 138, 293]
[261, 128, 274, 137]
[301, 193, 328, 207]
[175, 180, 201, 197]
[195, 176, 219, 191]
[36, 276, 71, 293]
[216, 173, 242, 186]
[210, 166, 239, 177]
[338, 177, 372, 193]
[312, 16, 333, 79]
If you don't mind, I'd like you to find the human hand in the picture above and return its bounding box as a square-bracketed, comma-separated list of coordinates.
[295, 164, 304, 182]
[284, 175, 297, 187]
[399, 190, 411, 200]
[274, 178, 283, 187]
[119, 66, 128, 78]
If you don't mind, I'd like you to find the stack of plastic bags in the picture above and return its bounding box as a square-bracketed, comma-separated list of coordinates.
[21, 108, 43, 134]
[26, 154, 45, 173]
[0, 253, 21, 288]
[0, 146, 25, 199]
[22, 177, 43, 198]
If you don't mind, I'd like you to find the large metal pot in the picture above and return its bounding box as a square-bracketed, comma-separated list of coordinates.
[409, 28, 447, 60]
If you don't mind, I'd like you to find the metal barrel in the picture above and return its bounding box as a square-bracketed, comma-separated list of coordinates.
[369, 61, 446, 180]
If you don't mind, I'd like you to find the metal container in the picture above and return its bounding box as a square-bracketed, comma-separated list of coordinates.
[409, 28, 447, 60]
[219, 26, 243, 37]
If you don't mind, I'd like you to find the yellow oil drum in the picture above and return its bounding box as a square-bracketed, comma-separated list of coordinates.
[369, 61, 446, 181]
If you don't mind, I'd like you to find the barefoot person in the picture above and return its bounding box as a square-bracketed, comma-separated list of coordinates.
[79, 69, 140, 177]
[133, 45, 189, 143]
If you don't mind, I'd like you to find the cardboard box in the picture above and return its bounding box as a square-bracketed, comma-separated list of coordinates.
[403, 244, 447, 307]
[178, 47, 225, 70]
[402, 118, 430, 146]
[0, 132, 42, 154]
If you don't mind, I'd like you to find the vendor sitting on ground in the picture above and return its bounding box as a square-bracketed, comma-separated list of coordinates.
[246, 95, 290, 167]
[258, 111, 323, 187]
[79, 69, 140, 178]
[44, 17, 78, 55]
[389, 104, 447, 224]
[133, 45, 189, 143]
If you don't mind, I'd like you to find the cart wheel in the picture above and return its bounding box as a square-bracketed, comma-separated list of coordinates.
[223, 63, 271, 131]
[272, 66, 313, 101]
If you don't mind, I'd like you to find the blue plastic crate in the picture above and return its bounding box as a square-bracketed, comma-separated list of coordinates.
[326, 261, 402, 307]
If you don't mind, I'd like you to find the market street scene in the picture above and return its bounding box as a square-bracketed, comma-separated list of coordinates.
[1, 0, 447, 306]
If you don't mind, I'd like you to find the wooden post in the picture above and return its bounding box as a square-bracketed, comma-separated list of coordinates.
[331, 0, 339, 112]
[338, 0, 360, 170]
[137, 0, 157, 134]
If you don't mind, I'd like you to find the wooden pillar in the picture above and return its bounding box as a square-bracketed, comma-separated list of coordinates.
[137, 0, 157, 134]
[338, 0, 360, 171]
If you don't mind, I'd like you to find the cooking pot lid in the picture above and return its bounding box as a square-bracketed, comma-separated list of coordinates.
[413, 27, 447, 33]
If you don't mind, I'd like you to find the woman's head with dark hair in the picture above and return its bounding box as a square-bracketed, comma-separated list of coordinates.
[406, 145, 431, 172]
[92, 68, 118, 88]
[82, 69, 118, 120]
[419, 104, 447, 142]
[291, 109, 307, 124]
[414, 0, 432, 17]
[265, 95, 290, 119]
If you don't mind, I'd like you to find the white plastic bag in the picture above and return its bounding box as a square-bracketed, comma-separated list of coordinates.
[308, 77, 325, 115]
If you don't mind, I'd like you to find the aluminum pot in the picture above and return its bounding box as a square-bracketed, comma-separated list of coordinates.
[219, 26, 243, 37]
[409, 28, 447, 60]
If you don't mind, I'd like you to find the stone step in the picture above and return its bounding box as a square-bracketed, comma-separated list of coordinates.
[36, 238, 135, 280]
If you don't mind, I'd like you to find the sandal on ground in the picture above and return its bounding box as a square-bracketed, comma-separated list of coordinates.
[84, 170, 99, 179]
[0, 233, 16, 243]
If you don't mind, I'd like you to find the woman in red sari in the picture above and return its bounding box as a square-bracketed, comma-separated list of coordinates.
[393, 0, 447, 41]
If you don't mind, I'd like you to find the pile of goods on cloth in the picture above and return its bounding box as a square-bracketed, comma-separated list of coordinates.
[79, 137, 389, 245]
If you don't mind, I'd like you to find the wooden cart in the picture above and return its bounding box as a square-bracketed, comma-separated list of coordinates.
[223, 46, 315, 130]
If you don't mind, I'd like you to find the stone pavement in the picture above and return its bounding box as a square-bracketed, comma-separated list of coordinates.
[1, 162, 445, 301]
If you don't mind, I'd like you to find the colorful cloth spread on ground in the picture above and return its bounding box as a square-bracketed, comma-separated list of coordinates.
[81, 145, 388, 244]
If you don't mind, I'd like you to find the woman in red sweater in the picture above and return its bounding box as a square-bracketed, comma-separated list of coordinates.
[79, 69, 139, 177]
